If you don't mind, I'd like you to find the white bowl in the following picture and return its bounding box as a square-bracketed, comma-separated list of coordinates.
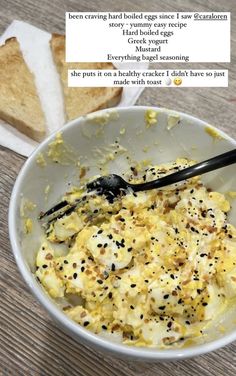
[9, 106, 236, 361]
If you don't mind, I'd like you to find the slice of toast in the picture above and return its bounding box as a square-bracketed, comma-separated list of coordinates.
[0, 37, 46, 141]
[50, 33, 122, 121]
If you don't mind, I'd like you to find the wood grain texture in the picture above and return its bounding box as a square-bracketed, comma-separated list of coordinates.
[0, 0, 236, 375]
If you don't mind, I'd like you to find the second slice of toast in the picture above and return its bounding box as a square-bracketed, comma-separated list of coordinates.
[0, 37, 46, 141]
[50, 34, 122, 121]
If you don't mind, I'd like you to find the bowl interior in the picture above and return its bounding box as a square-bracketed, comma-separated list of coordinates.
[10, 106, 236, 359]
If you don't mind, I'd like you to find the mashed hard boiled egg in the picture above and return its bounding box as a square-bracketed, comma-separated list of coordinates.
[36, 158, 236, 348]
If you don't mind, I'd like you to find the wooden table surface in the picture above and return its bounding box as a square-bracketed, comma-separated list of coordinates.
[1, 0, 236, 375]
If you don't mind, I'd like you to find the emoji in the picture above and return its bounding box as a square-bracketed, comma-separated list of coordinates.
[173, 77, 182, 86]
[165, 77, 172, 86]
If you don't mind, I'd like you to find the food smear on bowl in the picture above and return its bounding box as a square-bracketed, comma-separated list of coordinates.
[167, 114, 181, 130]
[205, 126, 224, 140]
[35, 158, 236, 348]
[145, 109, 158, 128]
[47, 132, 76, 165]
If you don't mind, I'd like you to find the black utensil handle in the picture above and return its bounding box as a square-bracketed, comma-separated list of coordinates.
[130, 149, 236, 192]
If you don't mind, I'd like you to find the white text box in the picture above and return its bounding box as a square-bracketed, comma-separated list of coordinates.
[66, 12, 230, 63]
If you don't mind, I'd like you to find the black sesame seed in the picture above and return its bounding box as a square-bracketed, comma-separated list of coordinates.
[202, 302, 208, 306]
[97, 229, 103, 234]
[130, 284, 136, 288]
[127, 247, 133, 252]
[102, 325, 107, 330]
[42, 264, 48, 269]
[130, 305, 134, 310]
[64, 260, 68, 264]
[81, 267, 85, 272]
[108, 292, 113, 299]
[140, 314, 143, 319]
[73, 273, 78, 279]
[163, 294, 169, 299]
[97, 279, 103, 284]
[83, 321, 89, 327]
[111, 263, 116, 272]
[158, 306, 166, 310]
[97, 244, 103, 248]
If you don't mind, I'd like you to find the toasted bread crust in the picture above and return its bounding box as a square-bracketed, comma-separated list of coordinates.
[50, 33, 122, 120]
[0, 37, 46, 141]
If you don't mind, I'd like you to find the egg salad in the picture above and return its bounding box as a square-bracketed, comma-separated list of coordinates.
[35, 158, 236, 348]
